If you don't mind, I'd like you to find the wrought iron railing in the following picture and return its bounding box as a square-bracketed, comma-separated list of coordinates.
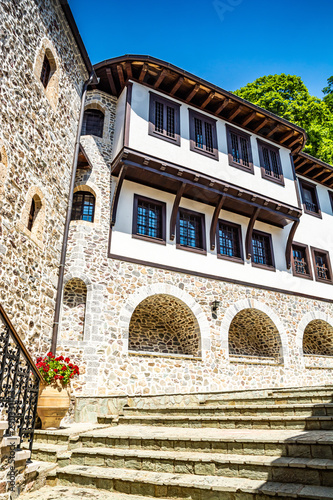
[0, 304, 43, 457]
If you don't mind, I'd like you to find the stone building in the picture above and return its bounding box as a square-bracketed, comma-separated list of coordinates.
[1, 4, 332, 422]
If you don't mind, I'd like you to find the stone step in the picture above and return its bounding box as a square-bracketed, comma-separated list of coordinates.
[34, 423, 108, 445]
[112, 415, 333, 431]
[78, 425, 333, 459]
[54, 464, 333, 499]
[119, 403, 333, 418]
[204, 393, 333, 407]
[70, 447, 333, 486]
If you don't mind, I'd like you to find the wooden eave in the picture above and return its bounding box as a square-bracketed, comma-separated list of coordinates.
[112, 148, 302, 228]
[77, 144, 93, 170]
[93, 55, 307, 154]
[293, 152, 333, 189]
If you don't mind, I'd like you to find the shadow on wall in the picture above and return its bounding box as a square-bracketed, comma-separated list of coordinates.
[60, 278, 87, 342]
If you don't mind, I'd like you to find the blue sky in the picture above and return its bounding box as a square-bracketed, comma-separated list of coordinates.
[69, 0, 333, 98]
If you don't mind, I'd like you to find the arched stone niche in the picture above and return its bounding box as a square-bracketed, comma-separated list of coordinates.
[34, 38, 60, 109]
[72, 183, 101, 224]
[60, 278, 88, 342]
[82, 98, 110, 142]
[303, 319, 333, 356]
[18, 186, 46, 248]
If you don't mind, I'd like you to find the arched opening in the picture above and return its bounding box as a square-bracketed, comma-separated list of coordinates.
[61, 278, 87, 342]
[129, 294, 201, 356]
[27, 194, 42, 232]
[303, 320, 333, 356]
[228, 308, 282, 361]
[71, 191, 95, 222]
[82, 109, 104, 138]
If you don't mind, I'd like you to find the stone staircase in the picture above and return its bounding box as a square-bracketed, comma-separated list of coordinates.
[24, 386, 333, 499]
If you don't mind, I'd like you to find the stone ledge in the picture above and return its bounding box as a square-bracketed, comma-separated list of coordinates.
[229, 356, 281, 366]
[128, 350, 202, 361]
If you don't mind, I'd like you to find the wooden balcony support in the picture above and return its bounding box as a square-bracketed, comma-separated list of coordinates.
[111, 164, 127, 226]
[210, 195, 225, 250]
[241, 111, 256, 127]
[154, 69, 168, 88]
[245, 207, 260, 259]
[170, 183, 186, 241]
[170, 76, 184, 95]
[106, 68, 117, 95]
[285, 220, 300, 269]
[117, 64, 125, 87]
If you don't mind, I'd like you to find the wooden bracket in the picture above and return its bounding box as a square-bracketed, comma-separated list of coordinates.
[210, 195, 225, 250]
[245, 207, 260, 259]
[170, 183, 186, 241]
[285, 220, 300, 270]
[111, 165, 127, 227]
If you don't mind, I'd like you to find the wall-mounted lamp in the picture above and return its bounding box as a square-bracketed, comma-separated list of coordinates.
[212, 300, 221, 313]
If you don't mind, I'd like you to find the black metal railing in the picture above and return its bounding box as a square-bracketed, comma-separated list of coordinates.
[0, 304, 42, 457]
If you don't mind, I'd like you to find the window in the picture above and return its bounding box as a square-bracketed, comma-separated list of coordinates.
[311, 247, 333, 284]
[299, 179, 321, 217]
[251, 230, 275, 270]
[189, 109, 218, 160]
[291, 243, 312, 280]
[40, 54, 51, 88]
[82, 109, 104, 138]
[226, 125, 253, 173]
[257, 140, 284, 185]
[176, 208, 206, 254]
[132, 195, 166, 244]
[217, 220, 243, 262]
[27, 198, 36, 231]
[71, 191, 95, 222]
[148, 92, 180, 145]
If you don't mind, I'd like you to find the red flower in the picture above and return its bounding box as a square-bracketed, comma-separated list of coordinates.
[61, 366, 67, 371]
[68, 364, 74, 369]
[54, 375, 59, 380]
[65, 357, 70, 363]
[70, 374, 73, 378]
[54, 368, 58, 373]
[43, 366, 48, 372]
[36, 357, 42, 363]
[47, 352, 54, 358]
[59, 375, 64, 380]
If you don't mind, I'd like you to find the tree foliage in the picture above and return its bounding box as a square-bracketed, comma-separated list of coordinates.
[234, 74, 333, 165]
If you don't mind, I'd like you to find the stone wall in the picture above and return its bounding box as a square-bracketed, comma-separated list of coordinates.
[60, 278, 87, 342]
[0, 0, 87, 357]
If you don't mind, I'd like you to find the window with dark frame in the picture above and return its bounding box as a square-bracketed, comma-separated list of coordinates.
[252, 231, 274, 268]
[217, 220, 243, 261]
[132, 195, 166, 243]
[292, 243, 312, 279]
[311, 248, 333, 284]
[299, 179, 321, 216]
[27, 198, 36, 231]
[40, 54, 51, 88]
[148, 92, 180, 145]
[257, 140, 283, 184]
[189, 109, 218, 160]
[226, 125, 253, 173]
[82, 109, 104, 138]
[177, 208, 206, 252]
[71, 191, 95, 223]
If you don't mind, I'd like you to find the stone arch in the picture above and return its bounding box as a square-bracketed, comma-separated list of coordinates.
[34, 37, 60, 109]
[72, 183, 101, 224]
[297, 312, 333, 357]
[21, 186, 46, 244]
[83, 96, 110, 141]
[0, 142, 8, 196]
[221, 299, 289, 365]
[60, 278, 88, 342]
[119, 284, 211, 358]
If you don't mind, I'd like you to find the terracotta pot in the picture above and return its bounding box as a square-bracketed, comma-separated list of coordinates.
[37, 382, 71, 429]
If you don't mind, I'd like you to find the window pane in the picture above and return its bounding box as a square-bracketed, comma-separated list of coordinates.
[155, 101, 164, 134]
[252, 233, 272, 266]
[219, 223, 241, 258]
[293, 247, 309, 275]
[205, 122, 213, 153]
[231, 132, 240, 163]
[179, 211, 202, 248]
[270, 150, 280, 178]
[240, 136, 249, 167]
[303, 187, 318, 213]
[40, 55, 51, 88]
[262, 147, 271, 175]
[71, 191, 95, 222]
[315, 253, 329, 280]
[137, 200, 162, 239]
[194, 118, 203, 149]
[166, 106, 175, 137]
[82, 110, 104, 137]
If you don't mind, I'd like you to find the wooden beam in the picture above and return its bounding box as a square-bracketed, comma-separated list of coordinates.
[288, 136, 301, 148]
[302, 164, 317, 175]
[215, 98, 230, 115]
[280, 130, 294, 144]
[241, 111, 256, 127]
[123, 82, 133, 148]
[294, 159, 308, 169]
[154, 68, 168, 88]
[245, 207, 260, 259]
[312, 168, 329, 180]
[186, 84, 200, 102]
[228, 105, 242, 121]
[201, 92, 215, 109]
[266, 124, 280, 139]
[253, 118, 268, 133]
[106, 67, 117, 95]
[321, 171, 333, 183]
[139, 63, 148, 82]
[125, 62, 132, 79]
[210, 195, 225, 250]
[170, 76, 184, 95]
[117, 64, 125, 88]
[111, 165, 127, 226]
[170, 183, 186, 241]
[285, 220, 300, 270]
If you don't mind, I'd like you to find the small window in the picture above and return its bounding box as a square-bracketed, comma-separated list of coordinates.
[251, 230, 275, 270]
[217, 220, 243, 262]
[299, 179, 321, 217]
[311, 247, 333, 284]
[71, 191, 95, 222]
[148, 92, 180, 145]
[226, 125, 253, 173]
[189, 109, 218, 160]
[82, 109, 104, 138]
[176, 208, 206, 254]
[27, 198, 36, 231]
[132, 195, 166, 244]
[257, 140, 284, 185]
[292, 243, 312, 280]
[40, 54, 51, 88]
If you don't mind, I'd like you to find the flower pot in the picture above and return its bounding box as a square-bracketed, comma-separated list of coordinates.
[37, 382, 70, 429]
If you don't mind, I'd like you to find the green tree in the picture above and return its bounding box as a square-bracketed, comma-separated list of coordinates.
[234, 74, 333, 165]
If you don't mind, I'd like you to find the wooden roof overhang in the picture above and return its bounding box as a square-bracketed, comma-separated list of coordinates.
[93, 55, 307, 154]
[293, 152, 333, 189]
[111, 147, 302, 229]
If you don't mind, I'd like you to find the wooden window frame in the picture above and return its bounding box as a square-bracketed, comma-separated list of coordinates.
[148, 92, 181, 146]
[189, 109, 218, 160]
[216, 219, 244, 263]
[132, 194, 166, 245]
[299, 179, 322, 218]
[176, 207, 206, 255]
[311, 247, 333, 285]
[291, 242, 313, 280]
[226, 125, 253, 173]
[329, 191, 333, 213]
[82, 109, 104, 138]
[257, 139, 284, 186]
[251, 229, 275, 271]
[71, 191, 95, 223]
